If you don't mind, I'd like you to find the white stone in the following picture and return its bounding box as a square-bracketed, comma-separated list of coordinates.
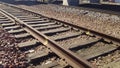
[29, 50, 35, 53]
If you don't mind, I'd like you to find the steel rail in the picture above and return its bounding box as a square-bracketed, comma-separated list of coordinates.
[0, 5, 95, 68]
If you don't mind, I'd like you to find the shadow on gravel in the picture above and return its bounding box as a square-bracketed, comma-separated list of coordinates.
[79, 4, 120, 12]
[52, 1, 63, 5]
[0, 0, 63, 6]
[0, 0, 47, 6]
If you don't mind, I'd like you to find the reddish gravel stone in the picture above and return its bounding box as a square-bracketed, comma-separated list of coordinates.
[0, 28, 28, 68]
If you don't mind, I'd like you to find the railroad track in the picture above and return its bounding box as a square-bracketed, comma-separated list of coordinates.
[0, 2, 120, 68]
[0, 9, 69, 68]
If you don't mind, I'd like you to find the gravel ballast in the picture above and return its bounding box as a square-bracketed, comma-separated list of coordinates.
[0, 28, 27, 68]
